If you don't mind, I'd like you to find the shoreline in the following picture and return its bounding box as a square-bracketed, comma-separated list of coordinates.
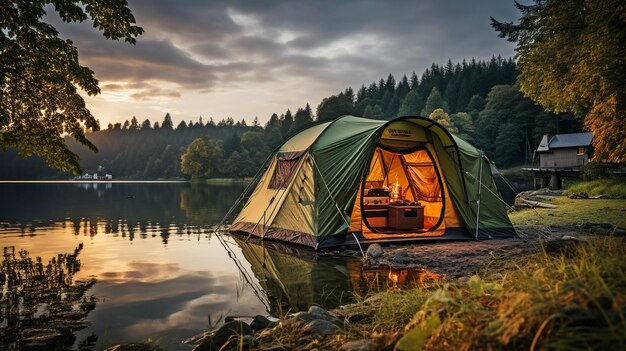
[0, 178, 253, 184]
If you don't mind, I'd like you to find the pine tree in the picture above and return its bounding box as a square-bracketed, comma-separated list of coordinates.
[410, 72, 419, 89]
[141, 119, 151, 129]
[290, 105, 314, 134]
[281, 110, 293, 138]
[161, 113, 174, 130]
[130, 116, 139, 130]
[176, 120, 187, 130]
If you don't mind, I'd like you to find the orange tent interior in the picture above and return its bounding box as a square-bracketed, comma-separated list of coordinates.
[349, 145, 464, 239]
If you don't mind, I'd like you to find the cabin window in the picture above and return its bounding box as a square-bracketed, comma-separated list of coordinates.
[577, 147, 585, 156]
[268, 152, 305, 189]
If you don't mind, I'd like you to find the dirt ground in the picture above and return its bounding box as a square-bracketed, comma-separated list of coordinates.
[364, 225, 588, 278]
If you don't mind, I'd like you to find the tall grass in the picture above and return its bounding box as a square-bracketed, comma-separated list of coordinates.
[345, 238, 626, 350]
[567, 179, 626, 199]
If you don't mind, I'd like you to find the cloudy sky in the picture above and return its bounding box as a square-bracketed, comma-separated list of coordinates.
[52, 0, 520, 126]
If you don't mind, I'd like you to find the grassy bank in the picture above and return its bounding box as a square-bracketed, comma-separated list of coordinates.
[255, 194, 626, 350]
[256, 237, 625, 350]
[358, 238, 624, 350]
[509, 196, 626, 228]
[566, 179, 626, 199]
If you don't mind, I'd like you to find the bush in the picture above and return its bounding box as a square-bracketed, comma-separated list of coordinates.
[581, 162, 615, 180]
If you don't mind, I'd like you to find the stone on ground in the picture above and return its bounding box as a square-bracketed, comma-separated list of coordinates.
[299, 319, 342, 337]
[366, 244, 383, 258]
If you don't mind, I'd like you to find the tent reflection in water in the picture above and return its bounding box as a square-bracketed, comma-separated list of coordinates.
[234, 237, 361, 311]
[230, 116, 515, 249]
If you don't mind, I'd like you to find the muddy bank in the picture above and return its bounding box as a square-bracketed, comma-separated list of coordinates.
[361, 224, 595, 279]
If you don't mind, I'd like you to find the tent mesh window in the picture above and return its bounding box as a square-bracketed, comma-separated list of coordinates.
[268, 152, 304, 189]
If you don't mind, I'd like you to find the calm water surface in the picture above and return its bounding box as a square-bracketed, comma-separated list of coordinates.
[0, 182, 367, 350]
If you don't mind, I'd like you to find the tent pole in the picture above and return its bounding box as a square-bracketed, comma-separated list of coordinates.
[475, 154, 484, 240]
[311, 156, 365, 257]
[464, 171, 515, 212]
[214, 150, 274, 234]
[351, 233, 365, 257]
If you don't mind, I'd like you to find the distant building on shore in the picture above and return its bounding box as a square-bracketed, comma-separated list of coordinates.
[535, 132, 593, 169]
[524, 132, 593, 189]
[73, 165, 113, 180]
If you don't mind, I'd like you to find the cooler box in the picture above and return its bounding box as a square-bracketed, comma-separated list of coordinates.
[388, 205, 424, 230]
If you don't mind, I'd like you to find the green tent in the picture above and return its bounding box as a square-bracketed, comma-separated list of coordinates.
[230, 116, 515, 249]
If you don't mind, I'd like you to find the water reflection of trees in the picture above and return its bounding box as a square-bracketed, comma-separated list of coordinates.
[179, 182, 246, 225]
[1, 182, 245, 244]
[0, 244, 98, 350]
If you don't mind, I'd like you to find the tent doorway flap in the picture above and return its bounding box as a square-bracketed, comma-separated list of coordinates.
[356, 147, 446, 237]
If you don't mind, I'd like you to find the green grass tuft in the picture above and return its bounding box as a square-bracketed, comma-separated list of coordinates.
[345, 238, 626, 351]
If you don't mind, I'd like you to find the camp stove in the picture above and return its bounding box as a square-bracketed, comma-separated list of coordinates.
[363, 196, 389, 208]
[363, 188, 390, 209]
[363, 188, 391, 228]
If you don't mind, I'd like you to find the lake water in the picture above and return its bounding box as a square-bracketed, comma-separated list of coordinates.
[0, 179, 526, 350]
[0, 182, 370, 350]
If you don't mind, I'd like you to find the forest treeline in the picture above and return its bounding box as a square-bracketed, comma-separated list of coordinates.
[1, 56, 581, 180]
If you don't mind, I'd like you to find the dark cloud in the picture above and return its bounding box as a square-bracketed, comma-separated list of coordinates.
[48, 0, 518, 105]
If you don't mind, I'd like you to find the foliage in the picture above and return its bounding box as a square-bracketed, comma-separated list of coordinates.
[476, 84, 578, 167]
[362, 104, 385, 120]
[491, 0, 626, 164]
[580, 162, 620, 181]
[427, 109, 456, 133]
[352, 56, 517, 121]
[343, 238, 626, 351]
[449, 112, 474, 143]
[180, 138, 223, 179]
[289, 104, 314, 135]
[316, 88, 354, 122]
[566, 180, 626, 199]
[398, 89, 423, 116]
[0, 0, 143, 174]
[466, 94, 485, 121]
[421, 88, 448, 116]
[1, 57, 586, 178]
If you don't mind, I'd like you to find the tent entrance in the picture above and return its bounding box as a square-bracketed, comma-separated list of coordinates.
[352, 146, 447, 237]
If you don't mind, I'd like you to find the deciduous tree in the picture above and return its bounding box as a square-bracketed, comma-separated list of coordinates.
[180, 138, 223, 179]
[450, 112, 475, 143]
[363, 104, 385, 120]
[398, 89, 423, 116]
[421, 88, 449, 116]
[492, 0, 626, 163]
[0, 0, 143, 173]
[428, 109, 457, 133]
